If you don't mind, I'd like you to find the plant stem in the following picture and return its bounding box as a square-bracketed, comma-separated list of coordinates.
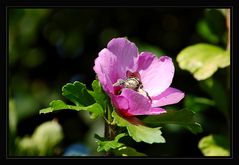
[104, 105, 116, 156]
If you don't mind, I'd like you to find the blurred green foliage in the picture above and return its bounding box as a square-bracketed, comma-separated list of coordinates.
[198, 134, 230, 156]
[9, 8, 230, 157]
[15, 120, 63, 156]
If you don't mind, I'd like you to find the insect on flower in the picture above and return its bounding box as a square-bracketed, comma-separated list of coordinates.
[113, 77, 141, 90]
[113, 75, 152, 101]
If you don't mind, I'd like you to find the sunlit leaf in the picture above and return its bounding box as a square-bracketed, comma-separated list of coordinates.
[39, 100, 103, 119]
[177, 43, 230, 80]
[127, 125, 165, 144]
[95, 133, 126, 152]
[198, 134, 230, 156]
[62, 81, 95, 106]
[142, 109, 203, 134]
[112, 111, 165, 144]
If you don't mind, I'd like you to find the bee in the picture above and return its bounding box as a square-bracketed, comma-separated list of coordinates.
[113, 77, 151, 101]
[113, 77, 141, 90]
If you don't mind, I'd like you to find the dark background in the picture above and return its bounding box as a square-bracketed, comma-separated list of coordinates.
[8, 8, 229, 157]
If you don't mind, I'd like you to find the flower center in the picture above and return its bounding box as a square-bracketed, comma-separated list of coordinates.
[113, 71, 142, 91]
[113, 77, 142, 91]
[113, 70, 152, 101]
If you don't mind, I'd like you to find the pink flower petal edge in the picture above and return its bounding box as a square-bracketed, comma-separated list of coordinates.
[151, 87, 185, 107]
[137, 52, 175, 97]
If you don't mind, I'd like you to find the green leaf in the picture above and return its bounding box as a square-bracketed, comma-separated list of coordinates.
[127, 125, 165, 144]
[196, 19, 220, 44]
[198, 134, 230, 156]
[204, 9, 227, 38]
[184, 94, 215, 113]
[39, 100, 103, 119]
[176, 43, 230, 80]
[113, 146, 146, 156]
[39, 81, 106, 119]
[196, 9, 227, 45]
[95, 133, 126, 152]
[90, 79, 109, 109]
[199, 78, 228, 116]
[112, 111, 165, 144]
[62, 81, 95, 106]
[142, 109, 203, 134]
[95, 133, 146, 156]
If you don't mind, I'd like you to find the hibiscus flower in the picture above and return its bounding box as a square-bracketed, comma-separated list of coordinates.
[94, 37, 184, 117]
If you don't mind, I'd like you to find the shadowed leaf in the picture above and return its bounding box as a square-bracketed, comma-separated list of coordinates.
[142, 109, 202, 134]
[62, 81, 95, 106]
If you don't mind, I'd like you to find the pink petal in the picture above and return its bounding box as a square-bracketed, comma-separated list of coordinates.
[111, 94, 129, 113]
[111, 95, 132, 116]
[151, 87, 185, 107]
[143, 107, 166, 115]
[93, 48, 118, 93]
[137, 53, 175, 97]
[107, 38, 138, 74]
[112, 88, 151, 116]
